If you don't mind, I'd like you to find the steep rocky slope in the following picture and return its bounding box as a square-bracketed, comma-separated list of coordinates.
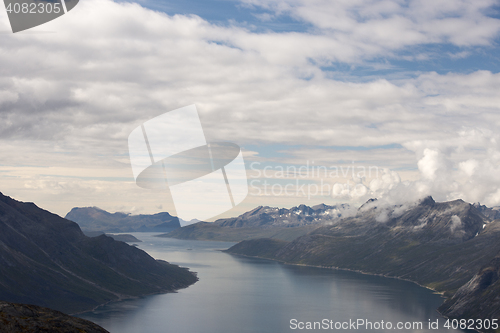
[439, 247, 500, 324]
[0, 192, 197, 314]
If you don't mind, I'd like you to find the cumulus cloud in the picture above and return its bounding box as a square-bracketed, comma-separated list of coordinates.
[1, 0, 500, 150]
[450, 215, 462, 233]
[325, 128, 500, 209]
[242, 0, 500, 53]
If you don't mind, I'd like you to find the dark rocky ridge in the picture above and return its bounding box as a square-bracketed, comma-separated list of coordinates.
[0, 192, 197, 314]
[473, 202, 500, 220]
[0, 301, 109, 333]
[82, 231, 142, 243]
[65, 207, 181, 233]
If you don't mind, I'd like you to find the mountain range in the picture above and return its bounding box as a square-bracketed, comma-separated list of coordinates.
[162, 203, 353, 242]
[28, 193, 500, 329]
[65, 207, 182, 233]
[224, 197, 500, 332]
[0, 192, 198, 314]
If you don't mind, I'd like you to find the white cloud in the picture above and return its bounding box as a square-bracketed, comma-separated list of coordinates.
[241, 0, 500, 52]
[1, 0, 500, 148]
[450, 215, 462, 233]
[1, 0, 500, 215]
[418, 149, 444, 181]
[339, 130, 500, 208]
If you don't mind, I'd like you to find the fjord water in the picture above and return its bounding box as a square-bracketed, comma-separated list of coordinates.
[78, 233, 464, 333]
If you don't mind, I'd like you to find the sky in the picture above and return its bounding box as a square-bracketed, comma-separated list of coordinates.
[1, 0, 500, 220]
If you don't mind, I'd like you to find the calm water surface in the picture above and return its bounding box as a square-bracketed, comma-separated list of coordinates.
[78, 233, 466, 333]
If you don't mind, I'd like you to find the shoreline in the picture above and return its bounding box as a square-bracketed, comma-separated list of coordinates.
[72, 267, 198, 316]
[222, 250, 446, 295]
[230, 251, 494, 332]
[71, 278, 200, 316]
[72, 288, 181, 316]
[222, 251, 488, 332]
[80, 238, 480, 332]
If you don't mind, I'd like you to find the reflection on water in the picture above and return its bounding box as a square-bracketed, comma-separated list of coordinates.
[78, 233, 466, 333]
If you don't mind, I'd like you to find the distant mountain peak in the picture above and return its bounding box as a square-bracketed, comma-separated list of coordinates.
[65, 207, 180, 233]
[357, 198, 378, 212]
[311, 203, 328, 210]
[247, 206, 265, 216]
[213, 203, 352, 229]
[418, 196, 435, 206]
